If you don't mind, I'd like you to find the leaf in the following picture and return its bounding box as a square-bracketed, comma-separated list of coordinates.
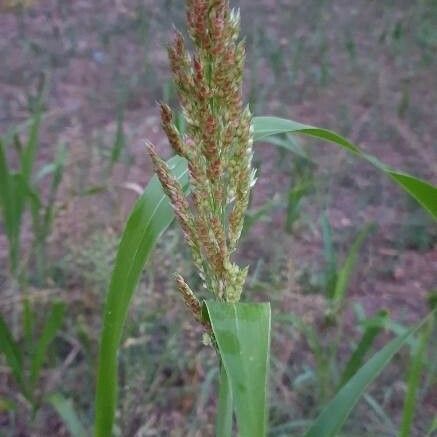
[363, 394, 396, 434]
[30, 302, 65, 388]
[0, 314, 24, 388]
[426, 417, 437, 437]
[110, 108, 125, 166]
[1, 173, 27, 273]
[339, 310, 388, 386]
[260, 134, 311, 162]
[48, 393, 87, 437]
[253, 117, 437, 219]
[35, 163, 56, 181]
[0, 142, 25, 272]
[0, 141, 15, 256]
[304, 312, 434, 437]
[94, 156, 189, 437]
[0, 140, 11, 216]
[20, 98, 42, 183]
[40, 142, 68, 241]
[321, 212, 337, 299]
[332, 224, 374, 308]
[400, 317, 433, 437]
[205, 301, 271, 437]
[216, 365, 233, 437]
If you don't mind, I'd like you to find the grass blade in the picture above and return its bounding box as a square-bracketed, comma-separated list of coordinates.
[332, 224, 373, 308]
[0, 140, 11, 225]
[363, 394, 396, 434]
[0, 142, 25, 272]
[339, 310, 388, 386]
[48, 393, 87, 437]
[253, 117, 437, 218]
[94, 156, 189, 437]
[321, 212, 337, 299]
[0, 141, 17, 270]
[30, 302, 65, 388]
[261, 134, 310, 161]
[303, 311, 434, 437]
[205, 301, 271, 437]
[20, 99, 42, 183]
[110, 108, 125, 168]
[399, 317, 433, 437]
[425, 417, 437, 437]
[0, 314, 24, 388]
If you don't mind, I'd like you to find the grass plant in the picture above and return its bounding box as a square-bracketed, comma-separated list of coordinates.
[94, 1, 436, 436]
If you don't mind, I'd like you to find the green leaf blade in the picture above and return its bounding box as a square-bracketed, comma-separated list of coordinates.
[332, 224, 373, 307]
[253, 116, 437, 219]
[339, 310, 388, 387]
[30, 301, 65, 388]
[216, 365, 233, 437]
[20, 100, 42, 183]
[304, 313, 434, 437]
[400, 318, 433, 437]
[205, 301, 271, 437]
[94, 156, 189, 437]
[0, 314, 24, 388]
[49, 393, 87, 437]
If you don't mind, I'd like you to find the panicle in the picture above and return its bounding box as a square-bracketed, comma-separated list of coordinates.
[148, 0, 254, 311]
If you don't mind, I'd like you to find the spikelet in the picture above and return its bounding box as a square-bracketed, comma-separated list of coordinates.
[148, 0, 254, 311]
[175, 274, 202, 321]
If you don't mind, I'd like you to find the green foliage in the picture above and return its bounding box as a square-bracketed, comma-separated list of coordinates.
[0, 313, 25, 390]
[339, 310, 389, 387]
[253, 116, 437, 219]
[216, 365, 233, 437]
[400, 315, 434, 437]
[0, 85, 66, 283]
[304, 312, 434, 437]
[94, 156, 189, 436]
[0, 301, 65, 411]
[205, 301, 271, 437]
[48, 393, 87, 437]
[329, 224, 374, 316]
[29, 302, 66, 389]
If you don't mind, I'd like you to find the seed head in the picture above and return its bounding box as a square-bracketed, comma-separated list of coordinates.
[148, 0, 254, 309]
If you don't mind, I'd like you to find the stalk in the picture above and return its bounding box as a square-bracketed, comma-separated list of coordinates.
[147, 1, 257, 433]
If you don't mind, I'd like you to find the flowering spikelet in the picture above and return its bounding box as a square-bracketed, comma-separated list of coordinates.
[175, 273, 202, 321]
[159, 103, 188, 159]
[146, 142, 196, 252]
[148, 0, 254, 308]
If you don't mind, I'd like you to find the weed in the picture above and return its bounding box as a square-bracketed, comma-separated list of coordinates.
[0, 80, 66, 285]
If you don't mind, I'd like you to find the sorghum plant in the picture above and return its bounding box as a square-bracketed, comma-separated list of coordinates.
[147, 0, 254, 309]
[94, 1, 436, 436]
